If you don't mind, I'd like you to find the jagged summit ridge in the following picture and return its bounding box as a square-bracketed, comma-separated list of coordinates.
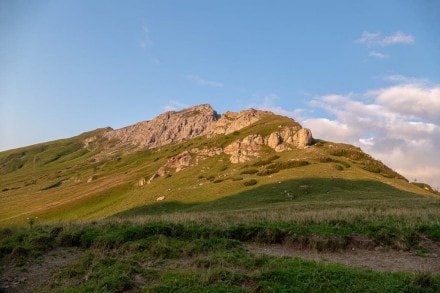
[85, 104, 313, 156]
[102, 104, 218, 149]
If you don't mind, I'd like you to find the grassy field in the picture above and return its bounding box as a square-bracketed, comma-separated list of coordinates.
[1, 214, 440, 291]
[1, 173, 439, 290]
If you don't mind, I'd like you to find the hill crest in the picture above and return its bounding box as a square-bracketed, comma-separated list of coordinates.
[84, 104, 313, 157]
[1, 104, 438, 226]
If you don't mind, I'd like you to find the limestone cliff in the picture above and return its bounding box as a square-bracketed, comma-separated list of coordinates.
[210, 109, 272, 135]
[84, 104, 314, 163]
[102, 104, 219, 150]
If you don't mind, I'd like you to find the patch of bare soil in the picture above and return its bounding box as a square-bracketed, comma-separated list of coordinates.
[0, 247, 83, 292]
[246, 241, 440, 274]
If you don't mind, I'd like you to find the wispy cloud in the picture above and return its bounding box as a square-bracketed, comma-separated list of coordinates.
[382, 74, 428, 85]
[303, 79, 440, 188]
[186, 74, 224, 88]
[381, 31, 414, 46]
[249, 93, 306, 122]
[139, 25, 161, 65]
[371, 85, 440, 121]
[164, 100, 188, 112]
[369, 51, 388, 59]
[140, 26, 153, 49]
[356, 31, 381, 45]
[357, 31, 414, 46]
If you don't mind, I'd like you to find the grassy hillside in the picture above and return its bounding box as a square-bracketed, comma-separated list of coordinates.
[0, 114, 437, 227]
[1, 113, 440, 291]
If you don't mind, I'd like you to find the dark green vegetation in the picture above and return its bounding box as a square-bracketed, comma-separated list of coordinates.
[1, 112, 439, 291]
[2, 221, 440, 292]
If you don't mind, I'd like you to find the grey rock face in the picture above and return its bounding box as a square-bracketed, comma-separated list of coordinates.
[85, 104, 314, 165]
[103, 104, 218, 150]
[224, 134, 265, 163]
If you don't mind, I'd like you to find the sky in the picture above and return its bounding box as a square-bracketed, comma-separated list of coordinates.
[1, 0, 439, 188]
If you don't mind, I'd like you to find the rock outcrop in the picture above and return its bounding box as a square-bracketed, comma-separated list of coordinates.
[223, 126, 313, 163]
[224, 134, 265, 163]
[148, 147, 224, 182]
[211, 109, 271, 135]
[93, 105, 273, 153]
[84, 104, 314, 165]
[103, 104, 219, 150]
[264, 126, 313, 152]
[164, 151, 192, 172]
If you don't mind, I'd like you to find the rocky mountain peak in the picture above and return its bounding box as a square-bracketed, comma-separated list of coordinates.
[86, 104, 313, 159]
[101, 104, 219, 150]
[211, 108, 273, 136]
[159, 104, 219, 120]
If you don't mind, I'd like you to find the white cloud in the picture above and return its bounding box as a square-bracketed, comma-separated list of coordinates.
[374, 85, 440, 120]
[381, 31, 414, 45]
[304, 81, 440, 189]
[164, 100, 188, 112]
[186, 74, 224, 88]
[382, 75, 428, 85]
[359, 137, 375, 146]
[356, 31, 381, 45]
[356, 31, 414, 46]
[139, 25, 161, 65]
[140, 26, 153, 49]
[303, 118, 357, 143]
[369, 51, 388, 59]
[249, 93, 306, 122]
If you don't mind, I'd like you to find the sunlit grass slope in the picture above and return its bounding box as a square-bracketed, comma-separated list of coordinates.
[0, 114, 437, 227]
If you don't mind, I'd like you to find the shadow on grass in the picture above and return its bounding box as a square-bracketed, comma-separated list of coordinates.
[113, 178, 430, 218]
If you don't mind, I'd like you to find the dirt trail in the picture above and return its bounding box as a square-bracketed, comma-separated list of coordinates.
[0, 247, 83, 292]
[246, 243, 440, 274]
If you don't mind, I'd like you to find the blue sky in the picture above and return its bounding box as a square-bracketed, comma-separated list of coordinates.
[1, 1, 439, 187]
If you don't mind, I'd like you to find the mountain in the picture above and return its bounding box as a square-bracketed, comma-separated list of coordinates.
[0, 104, 436, 226]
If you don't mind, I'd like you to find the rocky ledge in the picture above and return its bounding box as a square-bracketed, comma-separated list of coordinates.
[83, 104, 314, 164]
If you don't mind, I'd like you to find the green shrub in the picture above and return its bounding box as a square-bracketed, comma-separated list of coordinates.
[252, 155, 280, 167]
[329, 148, 367, 160]
[333, 165, 344, 171]
[243, 179, 257, 186]
[219, 165, 228, 171]
[257, 160, 309, 176]
[240, 169, 258, 175]
[319, 156, 350, 168]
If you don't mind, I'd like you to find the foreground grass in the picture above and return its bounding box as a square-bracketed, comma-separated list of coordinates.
[1, 221, 440, 292]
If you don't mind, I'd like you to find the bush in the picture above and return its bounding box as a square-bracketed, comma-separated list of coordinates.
[252, 155, 280, 167]
[329, 148, 367, 161]
[219, 165, 228, 171]
[240, 169, 258, 175]
[319, 157, 350, 168]
[257, 160, 309, 176]
[243, 179, 257, 186]
[333, 165, 344, 171]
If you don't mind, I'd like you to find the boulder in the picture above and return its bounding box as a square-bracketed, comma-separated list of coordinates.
[267, 132, 282, 148]
[292, 128, 313, 148]
[224, 134, 264, 163]
[138, 178, 146, 186]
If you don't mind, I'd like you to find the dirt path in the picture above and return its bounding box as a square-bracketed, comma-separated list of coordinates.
[0, 247, 83, 292]
[246, 243, 440, 274]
